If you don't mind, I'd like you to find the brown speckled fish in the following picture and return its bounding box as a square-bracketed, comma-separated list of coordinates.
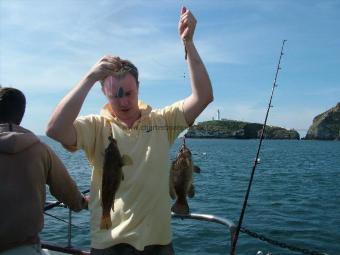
[169, 143, 200, 215]
[100, 136, 132, 230]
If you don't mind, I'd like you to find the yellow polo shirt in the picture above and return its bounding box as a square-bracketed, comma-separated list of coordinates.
[68, 100, 188, 250]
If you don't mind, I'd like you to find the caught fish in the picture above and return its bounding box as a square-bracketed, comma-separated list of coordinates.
[169, 143, 200, 215]
[101, 136, 132, 230]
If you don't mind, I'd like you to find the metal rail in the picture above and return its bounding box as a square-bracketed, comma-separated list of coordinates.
[41, 242, 90, 255]
[43, 204, 328, 255]
[42, 210, 235, 254]
[172, 212, 236, 230]
[172, 212, 236, 250]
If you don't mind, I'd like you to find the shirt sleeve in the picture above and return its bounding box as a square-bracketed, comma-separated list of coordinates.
[63, 115, 98, 161]
[159, 100, 189, 145]
[45, 144, 85, 212]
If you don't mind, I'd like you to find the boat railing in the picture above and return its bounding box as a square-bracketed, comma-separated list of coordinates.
[171, 212, 236, 248]
[43, 201, 236, 254]
[43, 201, 328, 255]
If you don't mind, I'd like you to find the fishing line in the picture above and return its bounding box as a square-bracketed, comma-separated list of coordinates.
[149, 57, 187, 81]
[149, 4, 189, 81]
[44, 212, 79, 228]
[230, 40, 287, 255]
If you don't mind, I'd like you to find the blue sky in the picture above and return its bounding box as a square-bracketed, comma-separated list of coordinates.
[1, 0, 339, 136]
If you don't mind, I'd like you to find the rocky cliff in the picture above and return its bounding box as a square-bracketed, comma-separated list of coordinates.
[305, 103, 340, 140]
[185, 120, 300, 139]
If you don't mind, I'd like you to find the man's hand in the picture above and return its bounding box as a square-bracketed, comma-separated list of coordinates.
[178, 6, 197, 44]
[86, 55, 120, 84]
[82, 195, 90, 210]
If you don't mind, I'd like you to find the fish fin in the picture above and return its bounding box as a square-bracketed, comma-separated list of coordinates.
[188, 184, 195, 198]
[193, 165, 201, 173]
[100, 215, 112, 230]
[171, 200, 190, 215]
[122, 155, 133, 166]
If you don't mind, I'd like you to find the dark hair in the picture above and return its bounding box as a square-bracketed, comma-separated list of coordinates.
[0, 87, 26, 125]
[100, 57, 139, 87]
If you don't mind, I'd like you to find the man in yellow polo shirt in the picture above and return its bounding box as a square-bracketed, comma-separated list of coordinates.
[46, 6, 213, 255]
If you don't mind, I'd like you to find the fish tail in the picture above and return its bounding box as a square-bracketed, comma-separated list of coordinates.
[171, 199, 190, 215]
[100, 214, 112, 230]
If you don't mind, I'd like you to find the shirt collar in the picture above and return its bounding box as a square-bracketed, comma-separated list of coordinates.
[100, 100, 152, 123]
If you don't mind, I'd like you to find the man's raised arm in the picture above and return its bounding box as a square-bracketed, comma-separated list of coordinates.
[46, 56, 117, 145]
[180, 7, 213, 126]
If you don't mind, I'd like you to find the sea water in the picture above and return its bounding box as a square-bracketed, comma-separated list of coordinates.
[40, 137, 340, 255]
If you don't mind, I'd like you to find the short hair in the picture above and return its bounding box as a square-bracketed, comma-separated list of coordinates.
[0, 87, 26, 125]
[100, 57, 139, 86]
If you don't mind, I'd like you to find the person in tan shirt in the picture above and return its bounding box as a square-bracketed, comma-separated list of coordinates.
[0, 87, 88, 254]
[46, 7, 213, 255]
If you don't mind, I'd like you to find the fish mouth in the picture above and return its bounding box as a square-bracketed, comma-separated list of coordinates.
[180, 149, 191, 156]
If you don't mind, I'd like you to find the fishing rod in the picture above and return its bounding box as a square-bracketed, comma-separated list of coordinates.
[44, 189, 90, 211]
[230, 40, 287, 255]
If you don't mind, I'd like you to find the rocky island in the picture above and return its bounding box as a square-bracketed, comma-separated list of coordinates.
[185, 120, 300, 139]
[304, 103, 340, 140]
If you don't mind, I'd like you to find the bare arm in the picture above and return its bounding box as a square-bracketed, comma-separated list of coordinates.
[46, 56, 118, 145]
[179, 7, 213, 126]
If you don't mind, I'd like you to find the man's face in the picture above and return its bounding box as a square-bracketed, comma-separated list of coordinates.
[102, 73, 139, 120]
